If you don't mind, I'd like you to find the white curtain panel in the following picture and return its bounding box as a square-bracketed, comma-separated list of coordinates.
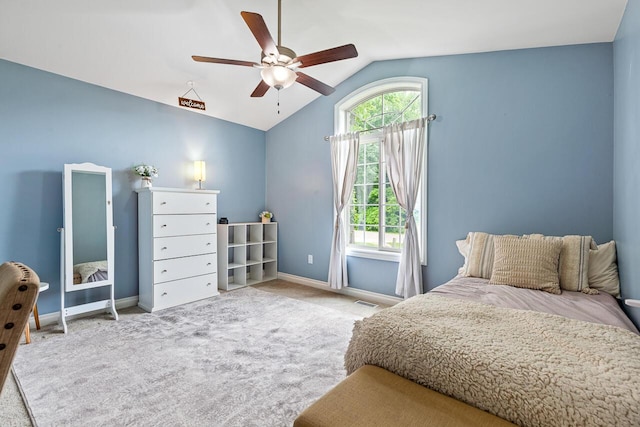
[383, 117, 427, 298]
[328, 132, 360, 289]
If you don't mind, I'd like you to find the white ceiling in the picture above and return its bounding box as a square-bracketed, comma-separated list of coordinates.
[0, 0, 628, 131]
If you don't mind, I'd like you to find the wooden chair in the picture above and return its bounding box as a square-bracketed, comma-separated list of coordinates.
[24, 282, 49, 344]
[0, 262, 40, 392]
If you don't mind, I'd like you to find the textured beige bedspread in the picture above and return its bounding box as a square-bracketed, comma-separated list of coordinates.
[345, 294, 640, 427]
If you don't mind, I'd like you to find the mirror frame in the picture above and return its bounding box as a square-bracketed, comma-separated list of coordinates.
[63, 163, 114, 292]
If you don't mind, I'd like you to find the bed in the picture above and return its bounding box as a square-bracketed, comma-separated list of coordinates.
[343, 233, 640, 427]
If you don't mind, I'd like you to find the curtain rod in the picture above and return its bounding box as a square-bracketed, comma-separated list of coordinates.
[323, 114, 436, 141]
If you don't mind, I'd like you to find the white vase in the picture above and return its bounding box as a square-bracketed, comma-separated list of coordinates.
[141, 177, 153, 188]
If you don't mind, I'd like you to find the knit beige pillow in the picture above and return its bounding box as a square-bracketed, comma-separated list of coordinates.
[490, 236, 562, 294]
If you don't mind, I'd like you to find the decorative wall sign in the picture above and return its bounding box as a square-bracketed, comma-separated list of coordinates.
[178, 81, 206, 111]
[178, 97, 206, 110]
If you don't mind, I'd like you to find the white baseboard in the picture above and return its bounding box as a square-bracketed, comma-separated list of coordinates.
[31, 295, 139, 329]
[32, 276, 401, 330]
[277, 272, 402, 306]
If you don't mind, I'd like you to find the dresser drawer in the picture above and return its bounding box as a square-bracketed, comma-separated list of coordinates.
[153, 273, 218, 311]
[154, 253, 216, 284]
[153, 192, 217, 215]
[154, 234, 217, 261]
[153, 214, 216, 237]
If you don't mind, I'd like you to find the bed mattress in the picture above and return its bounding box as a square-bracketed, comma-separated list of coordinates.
[430, 275, 638, 333]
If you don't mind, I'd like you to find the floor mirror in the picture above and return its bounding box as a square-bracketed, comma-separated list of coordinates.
[59, 163, 118, 333]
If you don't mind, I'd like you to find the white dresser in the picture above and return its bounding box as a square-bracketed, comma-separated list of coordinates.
[136, 187, 220, 312]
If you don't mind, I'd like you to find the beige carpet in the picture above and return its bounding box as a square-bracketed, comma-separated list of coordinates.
[1, 370, 31, 427]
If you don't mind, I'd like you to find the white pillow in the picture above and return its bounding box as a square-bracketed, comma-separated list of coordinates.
[588, 241, 620, 298]
[456, 239, 469, 275]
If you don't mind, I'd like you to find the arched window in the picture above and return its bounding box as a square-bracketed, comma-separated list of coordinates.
[335, 77, 428, 263]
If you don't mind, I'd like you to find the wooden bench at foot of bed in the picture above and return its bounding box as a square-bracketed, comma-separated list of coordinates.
[294, 365, 516, 427]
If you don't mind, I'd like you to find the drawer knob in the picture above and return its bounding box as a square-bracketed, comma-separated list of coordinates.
[161, 269, 167, 273]
[162, 292, 168, 296]
[206, 262, 212, 266]
[206, 223, 211, 226]
[206, 283, 212, 286]
[161, 224, 167, 228]
[161, 202, 167, 205]
[161, 247, 167, 250]
[206, 202, 211, 205]
[206, 242, 211, 246]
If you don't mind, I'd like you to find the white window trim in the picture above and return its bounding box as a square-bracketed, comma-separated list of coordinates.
[334, 77, 428, 266]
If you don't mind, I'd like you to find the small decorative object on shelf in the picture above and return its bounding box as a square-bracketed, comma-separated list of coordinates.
[260, 210, 273, 224]
[133, 164, 158, 188]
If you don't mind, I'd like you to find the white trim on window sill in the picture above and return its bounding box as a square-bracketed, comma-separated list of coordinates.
[346, 247, 401, 263]
[347, 247, 427, 266]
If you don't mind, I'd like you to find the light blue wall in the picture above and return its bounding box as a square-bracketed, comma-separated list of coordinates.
[266, 43, 614, 296]
[0, 39, 623, 313]
[0, 59, 266, 315]
[614, 1, 640, 325]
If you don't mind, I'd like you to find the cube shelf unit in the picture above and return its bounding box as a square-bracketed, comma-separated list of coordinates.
[217, 222, 277, 291]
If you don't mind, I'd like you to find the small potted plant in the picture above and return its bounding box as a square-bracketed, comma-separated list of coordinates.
[133, 164, 158, 188]
[260, 211, 273, 224]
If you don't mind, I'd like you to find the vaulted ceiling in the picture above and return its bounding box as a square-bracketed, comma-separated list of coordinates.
[0, 0, 628, 131]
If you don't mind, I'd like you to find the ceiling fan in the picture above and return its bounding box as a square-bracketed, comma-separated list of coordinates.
[192, 0, 358, 98]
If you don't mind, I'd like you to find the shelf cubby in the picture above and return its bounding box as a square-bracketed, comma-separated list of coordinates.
[227, 224, 246, 246]
[246, 244, 263, 265]
[263, 223, 277, 242]
[263, 261, 277, 282]
[263, 242, 277, 262]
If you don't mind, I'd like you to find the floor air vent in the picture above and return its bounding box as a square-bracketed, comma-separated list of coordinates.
[354, 300, 378, 308]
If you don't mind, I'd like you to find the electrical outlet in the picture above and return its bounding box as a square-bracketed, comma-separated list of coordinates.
[308, 254, 313, 264]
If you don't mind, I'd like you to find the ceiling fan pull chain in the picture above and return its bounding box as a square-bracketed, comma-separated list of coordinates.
[277, 89, 281, 115]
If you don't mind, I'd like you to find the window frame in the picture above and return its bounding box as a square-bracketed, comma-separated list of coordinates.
[334, 77, 428, 265]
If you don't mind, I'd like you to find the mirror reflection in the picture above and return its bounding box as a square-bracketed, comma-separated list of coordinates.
[71, 171, 109, 284]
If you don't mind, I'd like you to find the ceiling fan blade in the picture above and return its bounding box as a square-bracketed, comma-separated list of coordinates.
[295, 44, 358, 68]
[251, 80, 271, 98]
[241, 11, 279, 57]
[192, 56, 258, 67]
[295, 72, 335, 96]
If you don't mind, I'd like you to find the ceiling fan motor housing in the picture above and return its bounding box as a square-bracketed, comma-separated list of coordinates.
[262, 46, 297, 65]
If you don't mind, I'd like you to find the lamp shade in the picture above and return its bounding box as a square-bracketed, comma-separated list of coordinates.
[194, 161, 206, 182]
[261, 65, 297, 90]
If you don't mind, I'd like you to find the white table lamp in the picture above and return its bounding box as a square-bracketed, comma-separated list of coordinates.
[194, 160, 206, 190]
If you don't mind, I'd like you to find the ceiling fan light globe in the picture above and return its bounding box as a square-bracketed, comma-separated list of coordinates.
[261, 65, 297, 90]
